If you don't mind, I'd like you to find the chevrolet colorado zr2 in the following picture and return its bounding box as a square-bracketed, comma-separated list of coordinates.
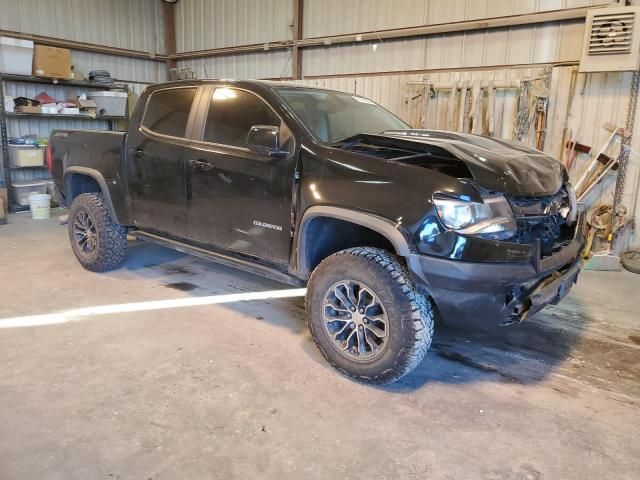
[49, 80, 584, 384]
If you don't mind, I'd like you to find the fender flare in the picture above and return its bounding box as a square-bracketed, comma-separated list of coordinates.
[296, 206, 415, 279]
[63, 166, 120, 224]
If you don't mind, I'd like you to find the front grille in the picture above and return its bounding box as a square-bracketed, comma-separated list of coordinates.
[507, 188, 572, 256]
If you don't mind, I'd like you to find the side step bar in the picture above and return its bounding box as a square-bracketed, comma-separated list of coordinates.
[130, 231, 304, 287]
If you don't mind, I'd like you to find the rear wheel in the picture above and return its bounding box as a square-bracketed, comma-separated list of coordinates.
[68, 193, 127, 272]
[306, 247, 434, 384]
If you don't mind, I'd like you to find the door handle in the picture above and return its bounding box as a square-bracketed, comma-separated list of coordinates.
[190, 159, 214, 171]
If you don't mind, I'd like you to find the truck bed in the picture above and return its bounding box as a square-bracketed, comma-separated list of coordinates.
[50, 129, 125, 207]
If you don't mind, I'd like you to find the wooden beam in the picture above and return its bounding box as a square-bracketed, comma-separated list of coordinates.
[163, 0, 178, 71]
[292, 0, 304, 80]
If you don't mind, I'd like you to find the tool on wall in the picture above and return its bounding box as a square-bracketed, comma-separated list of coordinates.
[564, 133, 590, 173]
[533, 87, 549, 150]
[405, 78, 436, 129]
[584, 70, 640, 271]
[534, 68, 552, 150]
[513, 79, 532, 143]
[446, 85, 457, 131]
[470, 83, 484, 134]
[573, 124, 624, 198]
[458, 81, 470, 133]
[487, 80, 496, 136]
[558, 69, 579, 163]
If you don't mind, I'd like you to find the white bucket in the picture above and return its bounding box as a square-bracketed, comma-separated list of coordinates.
[29, 193, 51, 220]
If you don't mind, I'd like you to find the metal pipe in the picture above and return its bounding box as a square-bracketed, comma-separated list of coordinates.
[0, 29, 168, 62]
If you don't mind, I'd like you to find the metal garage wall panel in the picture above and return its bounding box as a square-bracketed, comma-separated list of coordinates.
[175, 0, 293, 52]
[288, 66, 543, 130]
[551, 67, 640, 248]
[0, 0, 163, 54]
[177, 50, 293, 80]
[302, 0, 611, 38]
[302, 21, 585, 76]
[71, 51, 167, 84]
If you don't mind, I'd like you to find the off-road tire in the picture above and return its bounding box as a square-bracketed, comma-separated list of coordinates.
[306, 247, 434, 384]
[68, 193, 127, 272]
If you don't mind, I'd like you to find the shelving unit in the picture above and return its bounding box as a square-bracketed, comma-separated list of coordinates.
[0, 73, 129, 213]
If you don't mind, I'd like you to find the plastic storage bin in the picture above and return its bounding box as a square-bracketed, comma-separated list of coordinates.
[0, 37, 34, 76]
[12, 180, 48, 207]
[9, 145, 44, 167]
[86, 91, 128, 117]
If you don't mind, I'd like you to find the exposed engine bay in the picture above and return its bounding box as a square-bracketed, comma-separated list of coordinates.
[333, 132, 575, 256]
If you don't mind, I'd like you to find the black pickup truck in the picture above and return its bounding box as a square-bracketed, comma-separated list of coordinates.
[50, 80, 584, 384]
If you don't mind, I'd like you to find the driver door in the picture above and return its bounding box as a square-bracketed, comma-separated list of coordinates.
[184, 86, 297, 266]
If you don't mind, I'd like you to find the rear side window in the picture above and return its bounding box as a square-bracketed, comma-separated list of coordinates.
[203, 88, 281, 147]
[142, 87, 196, 138]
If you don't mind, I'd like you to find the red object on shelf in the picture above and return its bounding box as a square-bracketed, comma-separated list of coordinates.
[35, 91, 56, 104]
[45, 143, 52, 171]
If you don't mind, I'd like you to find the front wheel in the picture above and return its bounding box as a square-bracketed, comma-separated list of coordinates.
[306, 247, 434, 384]
[68, 193, 127, 272]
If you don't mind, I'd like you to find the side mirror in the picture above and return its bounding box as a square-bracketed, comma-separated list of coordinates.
[246, 125, 287, 156]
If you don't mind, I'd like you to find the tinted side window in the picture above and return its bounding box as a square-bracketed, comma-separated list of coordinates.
[204, 88, 281, 147]
[142, 87, 196, 138]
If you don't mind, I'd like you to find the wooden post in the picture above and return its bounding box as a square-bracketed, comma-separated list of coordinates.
[292, 0, 303, 79]
[163, 1, 177, 73]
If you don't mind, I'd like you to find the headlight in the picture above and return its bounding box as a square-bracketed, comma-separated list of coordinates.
[433, 193, 516, 240]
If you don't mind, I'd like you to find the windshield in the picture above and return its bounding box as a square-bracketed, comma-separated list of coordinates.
[276, 87, 409, 143]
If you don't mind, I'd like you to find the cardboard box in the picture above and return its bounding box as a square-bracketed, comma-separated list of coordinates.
[0, 196, 7, 225]
[0, 187, 8, 223]
[0, 187, 8, 209]
[78, 98, 97, 112]
[16, 105, 42, 113]
[32, 45, 71, 79]
[69, 97, 98, 114]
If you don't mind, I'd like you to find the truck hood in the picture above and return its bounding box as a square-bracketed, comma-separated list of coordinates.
[377, 130, 566, 196]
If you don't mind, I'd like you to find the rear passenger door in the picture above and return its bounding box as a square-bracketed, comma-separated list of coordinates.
[125, 86, 202, 237]
[184, 86, 297, 266]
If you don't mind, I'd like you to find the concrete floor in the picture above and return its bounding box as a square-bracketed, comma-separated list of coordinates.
[1, 211, 639, 480]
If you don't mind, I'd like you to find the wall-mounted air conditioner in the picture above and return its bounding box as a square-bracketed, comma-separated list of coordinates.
[579, 6, 640, 73]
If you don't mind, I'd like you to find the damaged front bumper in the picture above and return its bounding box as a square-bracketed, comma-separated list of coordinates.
[408, 213, 585, 330]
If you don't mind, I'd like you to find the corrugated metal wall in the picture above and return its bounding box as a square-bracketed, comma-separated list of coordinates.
[70, 51, 166, 84]
[303, 0, 611, 37]
[301, 20, 588, 76]
[175, 0, 292, 51]
[0, 0, 163, 192]
[292, 67, 546, 145]
[552, 68, 640, 249]
[0, 0, 166, 83]
[174, 1, 612, 78]
[177, 50, 293, 80]
[0, 0, 164, 54]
